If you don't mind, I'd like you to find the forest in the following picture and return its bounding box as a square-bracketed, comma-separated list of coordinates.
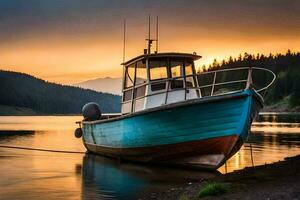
[199, 50, 300, 111]
[0, 70, 121, 114]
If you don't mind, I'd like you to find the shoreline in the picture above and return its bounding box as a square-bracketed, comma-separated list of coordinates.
[262, 105, 300, 113]
[140, 155, 300, 200]
[0, 112, 300, 117]
[1, 103, 300, 116]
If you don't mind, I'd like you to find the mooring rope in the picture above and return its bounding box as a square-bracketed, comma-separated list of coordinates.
[0, 145, 85, 154]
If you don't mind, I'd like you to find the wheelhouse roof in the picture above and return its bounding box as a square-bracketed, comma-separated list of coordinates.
[122, 52, 201, 66]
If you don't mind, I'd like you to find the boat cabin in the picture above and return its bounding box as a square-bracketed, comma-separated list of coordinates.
[121, 53, 201, 114]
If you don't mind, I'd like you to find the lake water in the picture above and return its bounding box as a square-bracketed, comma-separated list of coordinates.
[0, 114, 299, 200]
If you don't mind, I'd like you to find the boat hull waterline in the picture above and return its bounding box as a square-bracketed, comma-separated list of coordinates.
[82, 89, 263, 169]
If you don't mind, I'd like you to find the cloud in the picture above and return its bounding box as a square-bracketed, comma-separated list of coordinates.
[1, 0, 299, 43]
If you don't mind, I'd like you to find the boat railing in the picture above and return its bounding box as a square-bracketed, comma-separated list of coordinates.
[197, 67, 276, 97]
[121, 67, 276, 113]
[251, 67, 276, 92]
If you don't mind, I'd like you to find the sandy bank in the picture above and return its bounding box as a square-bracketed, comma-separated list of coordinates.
[140, 155, 300, 200]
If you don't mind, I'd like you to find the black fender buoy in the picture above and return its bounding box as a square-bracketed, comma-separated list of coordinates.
[82, 102, 102, 121]
[75, 128, 83, 138]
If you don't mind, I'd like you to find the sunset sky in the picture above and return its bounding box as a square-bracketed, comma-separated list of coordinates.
[0, 0, 300, 84]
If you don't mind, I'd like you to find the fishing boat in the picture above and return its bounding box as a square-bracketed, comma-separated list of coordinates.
[75, 20, 275, 170]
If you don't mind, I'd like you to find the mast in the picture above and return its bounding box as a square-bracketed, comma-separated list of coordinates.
[156, 16, 159, 53]
[122, 19, 126, 63]
[121, 19, 126, 97]
[144, 15, 159, 54]
[147, 14, 152, 54]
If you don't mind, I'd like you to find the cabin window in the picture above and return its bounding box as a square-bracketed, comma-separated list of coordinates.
[123, 89, 133, 102]
[170, 60, 184, 89]
[186, 77, 195, 88]
[150, 67, 168, 80]
[185, 61, 193, 76]
[185, 61, 196, 88]
[149, 60, 168, 80]
[151, 82, 166, 91]
[134, 85, 146, 98]
[125, 64, 135, 88]
[171, 61, 184, 77]
[170, 79, 184, 89]
[149, 59, 168, 91]
[135, 60, 147, 85]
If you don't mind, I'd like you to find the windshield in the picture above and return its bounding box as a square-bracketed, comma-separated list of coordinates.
[149, 59, 168, 80]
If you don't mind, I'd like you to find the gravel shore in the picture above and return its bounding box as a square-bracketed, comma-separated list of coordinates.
[140, 155, 300, 200]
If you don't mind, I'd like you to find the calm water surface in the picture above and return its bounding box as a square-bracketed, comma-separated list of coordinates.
[0, 114, 299, 200]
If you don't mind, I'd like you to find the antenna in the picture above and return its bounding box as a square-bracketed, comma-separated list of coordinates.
[156, 16, 159, 53]
[122, 19, 126, 63]
[145, 15, 158, 54]
[148, 15, 151, 42]
[147, 14, 152, 54]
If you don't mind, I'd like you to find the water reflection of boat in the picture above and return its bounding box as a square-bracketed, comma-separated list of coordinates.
[81, 154, 218, 200]
[77, 22, 276, 170]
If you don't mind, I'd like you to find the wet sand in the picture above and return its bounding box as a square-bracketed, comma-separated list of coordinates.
[140, 155, 300, 200]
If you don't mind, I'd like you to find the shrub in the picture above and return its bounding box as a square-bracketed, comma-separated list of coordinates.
[198, 182, 228, 198]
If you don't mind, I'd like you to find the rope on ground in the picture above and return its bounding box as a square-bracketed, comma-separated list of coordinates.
[0, 145, 85, 154]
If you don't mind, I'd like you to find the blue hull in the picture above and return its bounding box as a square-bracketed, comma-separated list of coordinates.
[82, 89, 262, 169]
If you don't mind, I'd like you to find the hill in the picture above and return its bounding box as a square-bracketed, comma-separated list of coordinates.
[200, 50, 300, 111]
[74, 77, 122, 95]
[0, 70, 121, 115]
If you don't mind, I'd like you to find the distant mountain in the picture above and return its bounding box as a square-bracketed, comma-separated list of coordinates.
[0, 70, 121, 115]
[74, 77, 122, 95]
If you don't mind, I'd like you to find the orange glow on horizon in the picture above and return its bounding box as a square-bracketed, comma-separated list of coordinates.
[1, 1, 300, 85]
[1, 30, 299, 85]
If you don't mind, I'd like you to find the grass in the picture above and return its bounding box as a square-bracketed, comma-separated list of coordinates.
[178, 194, 190, 200]
[198, 182, 228, 198]
[265, 95, 294, 111]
